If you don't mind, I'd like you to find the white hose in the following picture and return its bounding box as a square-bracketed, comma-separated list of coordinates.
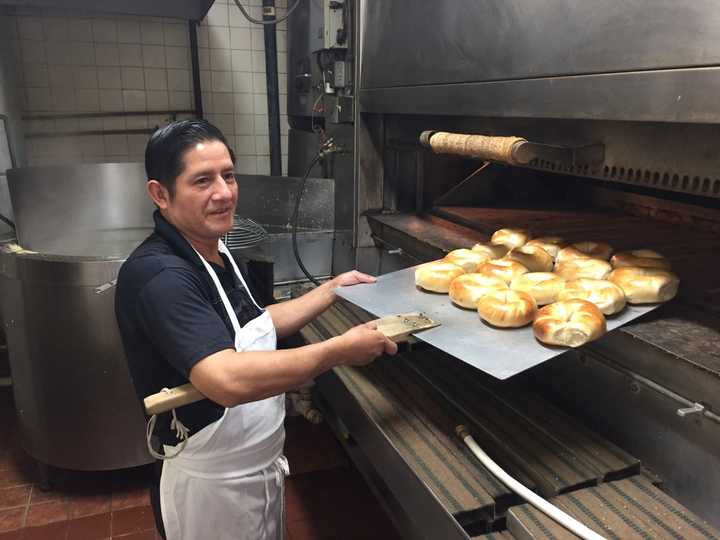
[456, 425, 607, 540]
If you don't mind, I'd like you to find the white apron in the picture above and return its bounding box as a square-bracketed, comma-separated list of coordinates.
[159, 241, 288, 540]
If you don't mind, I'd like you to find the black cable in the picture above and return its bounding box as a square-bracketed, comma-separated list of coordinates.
[291, 152, 324, 286]
[0, 213, 15, 230]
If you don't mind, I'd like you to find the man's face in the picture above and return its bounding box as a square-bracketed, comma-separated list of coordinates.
[156, 140, 238, 243]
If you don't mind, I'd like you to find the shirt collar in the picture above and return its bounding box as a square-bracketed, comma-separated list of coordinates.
[153, 210, 209, 270]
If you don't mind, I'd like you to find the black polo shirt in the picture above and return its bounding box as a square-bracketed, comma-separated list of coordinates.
[115, 211, 264, 446]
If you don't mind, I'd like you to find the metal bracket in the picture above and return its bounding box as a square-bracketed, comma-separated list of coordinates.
[677, 402, 705, 418]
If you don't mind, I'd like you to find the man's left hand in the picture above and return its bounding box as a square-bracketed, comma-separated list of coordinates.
[331, 270, 377, 289]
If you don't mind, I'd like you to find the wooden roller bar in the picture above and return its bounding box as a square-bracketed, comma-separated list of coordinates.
[419, 130, 530, 165]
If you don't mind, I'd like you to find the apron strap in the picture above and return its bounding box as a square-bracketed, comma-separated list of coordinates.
[218, 240, 264, 312]
[146, 389, 191, 460]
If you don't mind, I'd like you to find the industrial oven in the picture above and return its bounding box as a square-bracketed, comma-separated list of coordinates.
[294, 2, 720, 538]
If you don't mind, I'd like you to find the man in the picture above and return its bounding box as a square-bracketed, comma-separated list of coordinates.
[115, 119, 397, 540]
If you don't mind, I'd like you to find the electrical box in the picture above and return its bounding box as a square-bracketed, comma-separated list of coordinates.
[323, 0, 348, 49]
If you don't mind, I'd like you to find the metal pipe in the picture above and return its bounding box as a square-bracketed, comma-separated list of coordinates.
[263, 0, 282, 175]
[22, 110, 194, 120]
[189, 20, 204, 119]
[25, 128, 155, 139]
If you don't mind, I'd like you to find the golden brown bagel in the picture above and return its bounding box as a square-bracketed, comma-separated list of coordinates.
[444, 248, 490, 273]
[506, 245, 554, 272]
[510, 272, 566, 306]
[449, 273, 508, 309]
[533, 299, 607, 347]
[415, 260, 465, 293]
[477, 259, 529, 284]
[555, 246, 591, 264]
[490, 228, 529, 249]
[477, 289, 537, 328]
[573, 241, 613, 260]
[526, 237, 566, 259]
[558, 278, 627, 315]
[555, 258, 612, 280]
[607, 267, 679, 304]
[610, 249, 671, 270]
[471, 242, 510, 259]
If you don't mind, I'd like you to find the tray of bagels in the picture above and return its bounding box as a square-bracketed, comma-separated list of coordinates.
[336, 228, 679, 379]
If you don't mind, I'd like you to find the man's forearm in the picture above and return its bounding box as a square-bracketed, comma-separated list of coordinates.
[190, 339, 341, 407]
[266, 280, 337, 338]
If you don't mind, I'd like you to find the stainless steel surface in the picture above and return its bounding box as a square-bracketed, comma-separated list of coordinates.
[1, 0, 212, 19]
[0, 251, 151, 470]
[8, 163, 154, 255]
[0, 12, 24, 237]
[235, 174, 334, 230]
[358, 0, 720, 124]
[361, 68, 720, 124]
[335, 265, 657, 380]
[3, 163, 155, 470]
[242, 228, 334, 283]
[287, 0, 324, 120]
[233, 174, 335, 282]
[287, 129, 323, 177]
[361, 2, 720, 86]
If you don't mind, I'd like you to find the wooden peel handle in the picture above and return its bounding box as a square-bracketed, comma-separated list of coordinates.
[143, 313, 438, 415]
[144, 383, 205, 415]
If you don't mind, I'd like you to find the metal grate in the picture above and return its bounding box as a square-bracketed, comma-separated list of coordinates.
[528, 158, 720, 199]
[222, 217, 268, 250]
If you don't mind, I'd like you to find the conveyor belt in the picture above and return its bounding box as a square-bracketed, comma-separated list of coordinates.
[414, 356, 640, 490]
[506, 477, 720, 540]
[303, 303, 648, 533]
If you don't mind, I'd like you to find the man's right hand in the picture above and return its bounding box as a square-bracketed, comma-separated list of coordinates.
[332, 322, 398, 367]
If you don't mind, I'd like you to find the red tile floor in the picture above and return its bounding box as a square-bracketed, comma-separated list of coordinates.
[0, 388, 400, 539]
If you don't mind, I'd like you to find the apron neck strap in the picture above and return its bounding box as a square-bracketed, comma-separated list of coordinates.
[190, 241, 243, 339]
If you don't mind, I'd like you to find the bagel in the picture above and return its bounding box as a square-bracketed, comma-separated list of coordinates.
[533, 299, 607, 347]
[555, 246, 591, 264]
[477, 289, 537, 328]
[558, 278, 627, 315]
[490, 228, 529, 249]
[415, 260, 465, 293]
[477, 259, 529, 284]
[555, 258, 612, 280]
[607, 266, 679, 304]
[449, 273, 508, 309]
[471, 242, 510, 260]
[505, 245, 554, 272]
[510, 272, 566, 305]
[610, 249, 671, 270]
[556, 241, 613, 264]
[526, 237, 566, 259]
[444, 248, 491, 273]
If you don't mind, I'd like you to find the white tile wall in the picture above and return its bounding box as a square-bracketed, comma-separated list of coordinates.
[198, 0, 289, 174]
[11, 1, 289, 172]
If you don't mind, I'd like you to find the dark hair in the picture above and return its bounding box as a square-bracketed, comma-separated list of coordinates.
[144, 119, 236, 196]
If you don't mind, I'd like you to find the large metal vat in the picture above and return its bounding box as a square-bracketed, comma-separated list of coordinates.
[3, 163, 153, 470]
